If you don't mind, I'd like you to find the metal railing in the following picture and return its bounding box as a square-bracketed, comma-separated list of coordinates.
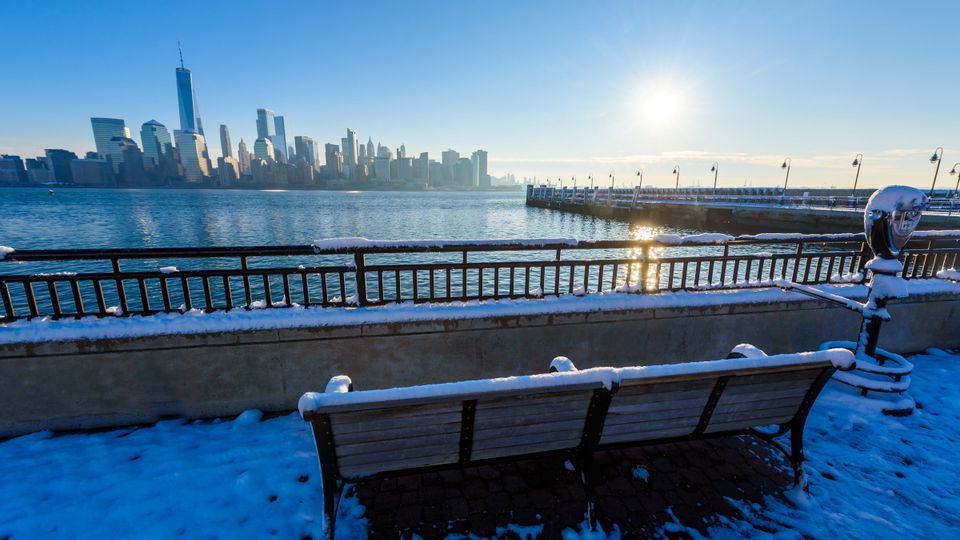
[1, 233, 959, 321]
[527, 185, 960, 214]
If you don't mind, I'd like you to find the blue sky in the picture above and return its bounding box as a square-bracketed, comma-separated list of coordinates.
[2, 0, 959, 189]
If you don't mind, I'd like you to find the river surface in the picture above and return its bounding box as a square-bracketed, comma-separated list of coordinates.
[0, 188, 698, 249]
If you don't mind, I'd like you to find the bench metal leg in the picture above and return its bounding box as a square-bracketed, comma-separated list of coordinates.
[789, 425, 805, 486]
[322, 475, 340, 540]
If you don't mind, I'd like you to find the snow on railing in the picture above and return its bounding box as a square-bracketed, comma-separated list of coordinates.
[1, 232, 958, 322]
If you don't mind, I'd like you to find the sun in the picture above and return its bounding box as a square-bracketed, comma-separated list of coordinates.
[633, 79, 687, 128]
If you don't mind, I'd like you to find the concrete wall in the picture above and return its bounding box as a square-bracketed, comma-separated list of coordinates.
[2, 290, 958, 438]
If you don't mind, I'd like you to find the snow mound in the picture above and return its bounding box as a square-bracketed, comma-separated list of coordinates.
[0, 246, 13, 260]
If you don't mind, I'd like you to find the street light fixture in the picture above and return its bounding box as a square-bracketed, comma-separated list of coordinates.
[609, 172, 615, 188]
[929, 147, 944, 197]
[949, 163, 960, 197]
[710, 162, 719, 191]
[589, 174, 594, 189]
[672, 165, 680, 189]
[781, 157, 792, 193]
[851, 153, 863, 197]
[636, 168, 643, 190]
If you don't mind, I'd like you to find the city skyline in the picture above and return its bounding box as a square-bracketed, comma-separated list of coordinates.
[3, 1, 960, 189]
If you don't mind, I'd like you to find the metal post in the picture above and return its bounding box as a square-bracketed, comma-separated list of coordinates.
[851, 153, 863, 197]
[929, 147, 943, 197]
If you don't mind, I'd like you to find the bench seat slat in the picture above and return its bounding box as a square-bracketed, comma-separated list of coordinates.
[331, 410, 462, 435]
[471, 439, 577, 460]
[600, 426, 695, 444]
[335, 432, 459, 458]
[474, 408, 590, 429]
[331, 417, 460, 446]
[705, 405, 801, 433]
[604, 396, 710, 417]
[339, 450, 460, 477]
[472, 417, 587, 440]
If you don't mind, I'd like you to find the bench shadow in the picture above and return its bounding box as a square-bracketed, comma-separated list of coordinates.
[349, 435, 792, 539]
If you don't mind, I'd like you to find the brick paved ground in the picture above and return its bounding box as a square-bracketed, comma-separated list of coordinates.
[349, 435, 792, 538]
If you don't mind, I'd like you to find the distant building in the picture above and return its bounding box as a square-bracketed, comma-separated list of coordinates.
[0, 155, 28, 183]
[256, 108, 275, 139]
[238, 139, 251, 173]
[295, 136, 317, 171]
[108, 137, 147, 185]
[25, 157, 53, 183]
[44, 149, 78, 182]
[324, 143, 342, 177]
[175, 130, 211, 182]
[70, 157, 113, 186]
[414, 152, 429, 183]
[219, 124, 233, 159]
[374, 155, 391, 181]
[90, 117, 130, 173]
[455, 157, 473, 186]
[272, 116, 287, 163]
[366, 138, 375, 162]
[471, 149, 489, 188]
[140, 120, 171, 169]
[254, 137, 275, 162]
[441, 149, 460, 186]
[217, 156, 240, 185]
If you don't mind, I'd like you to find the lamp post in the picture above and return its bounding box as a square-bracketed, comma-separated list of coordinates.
[672, 165, 680, 189]
[950, 163, 960, 197]
[636, 168, 643, 190]
[589, 174, 594, 189]
[710, 162, 719, 192]
[851, 153, 863, 197]
[609, 172, 615, 188]
[781, 157, 792, 193]
[929, 147, 944, 197]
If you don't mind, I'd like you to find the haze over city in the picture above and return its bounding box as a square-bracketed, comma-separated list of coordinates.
[3, 0, 960, 188]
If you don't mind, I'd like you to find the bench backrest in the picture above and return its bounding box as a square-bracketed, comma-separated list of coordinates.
[299, 349, 853, 480]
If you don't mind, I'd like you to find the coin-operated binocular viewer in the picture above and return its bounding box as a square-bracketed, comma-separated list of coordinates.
[775, 185, 929, 416]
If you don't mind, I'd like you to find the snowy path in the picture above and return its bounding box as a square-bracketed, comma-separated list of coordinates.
[1, 351, 958, 539]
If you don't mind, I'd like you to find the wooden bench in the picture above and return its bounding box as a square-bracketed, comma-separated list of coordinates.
[299, 346, 855, 538]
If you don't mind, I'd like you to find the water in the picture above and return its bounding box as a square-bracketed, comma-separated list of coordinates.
[0, 187, 691, 250]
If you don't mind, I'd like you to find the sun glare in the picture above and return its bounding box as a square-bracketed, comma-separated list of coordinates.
[634, 79, 687, 128]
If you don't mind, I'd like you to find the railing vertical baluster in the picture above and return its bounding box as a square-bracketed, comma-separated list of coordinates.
[413, 269, 420, 302]
[583, 264, 591, 292]
[524, 265, 531, 296]
[769, 256, 777, 281]
[707, 260, 715, 286]
[430, 269, 436, 301]
[539, 265, 545, 293]
[801, 255, 813, 284]
[598, 264, 605, 292]
[792, 243, 804, 282]
[719, 244, 729, 284]
[353, 252, 367, 306]
[732, 259, 740, 285]
[262, 274, 272, 307]
[1, 282, 14, 319]
[462, 251, 468, 301]
[611, 263, 619, 291]
[509, 266, 515, 297]
[625, 261, 633, 289]
[225, 276, 235, 309]
[476, 268, 482, 300]
[667, 262, 675, 290]
[24, 283, 39, 317]
[94, 280, 107, 314]
[47, 281, 61, 317]
[825, 256, 836, 282]
[241, 256, 252, 307]
[446, 268, 452, 300]
[137, 278, 149, 313]
[181, 276, 192, 310]
[160, 278, 171, 311]
[321, 273, 329, 304]
[554, 249, 561, 296]
[378, 270, 385, 303]
[338, 272, 346, 304]
[394, 270, 401, 302]
[744, 259, 753, 284]
[112, 258, 128, 313]
[641, 246, 651, 293]
[70, 279, 85, 316]
[203, 276, 213, 310]
[282, 273, 291, 306]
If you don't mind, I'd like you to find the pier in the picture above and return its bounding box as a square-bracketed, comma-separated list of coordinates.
[526, 185, 960, 232]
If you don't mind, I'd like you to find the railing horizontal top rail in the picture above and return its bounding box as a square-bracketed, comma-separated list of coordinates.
[1, 232, 915, 263]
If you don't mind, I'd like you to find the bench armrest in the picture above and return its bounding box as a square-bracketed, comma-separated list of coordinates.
[325, 375, 354, 393]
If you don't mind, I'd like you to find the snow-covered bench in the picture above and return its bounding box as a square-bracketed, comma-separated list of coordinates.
[299, 347, 854, 538]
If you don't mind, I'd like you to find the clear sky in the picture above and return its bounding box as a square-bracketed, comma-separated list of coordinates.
[3, 0, 959, 189]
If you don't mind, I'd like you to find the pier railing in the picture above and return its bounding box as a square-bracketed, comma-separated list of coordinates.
[527, 185, 960, 213]
[1, 233, 959, 321]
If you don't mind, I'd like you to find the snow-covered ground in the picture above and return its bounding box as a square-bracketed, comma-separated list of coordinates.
[1, 351, 958, 539]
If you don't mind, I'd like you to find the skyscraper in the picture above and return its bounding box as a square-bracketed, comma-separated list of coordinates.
[294, 136, 317, 170]
[256, 109, 275, 139]
[219, 124, 233, 158]
[272, 116, 287, 163]
[140, 120, 171, 168]
[473, 149, 490, 188]
[254, 137, 275, 161]
[344, 129, 357, 167]
[91, 117, 130, 173]
[324, 143, 342, 177]
[176, 45, 203, 135]
[174, 130, 211, 182]
[366, 138, 375, 161]
[238, 139, 251, 173]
